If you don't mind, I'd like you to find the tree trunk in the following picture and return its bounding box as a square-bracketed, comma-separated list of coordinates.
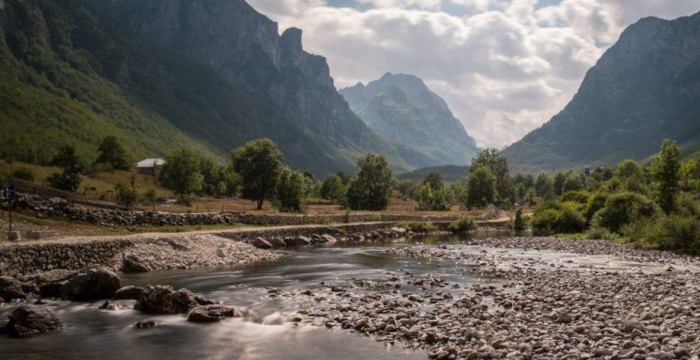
[257, 199, 264, 210]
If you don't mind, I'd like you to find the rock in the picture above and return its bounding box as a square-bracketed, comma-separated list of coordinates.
[289, 236, 311, 246]
[620, 320, 645, 333]
[7, 231, 21, 241]
[553, 310, 573, 324]
[60, 267, 121, 301]
[0, 276, 25, 301]
[321, 234, 337, 244]
[251, 237, 273, 249]
[135, 285, 198, 314]
[122, 255, 152, 273]
[113, 285, 145, 300]
[5, 305, 62, 337]
[135, 319, 157, 329]
[268, 237, 287, 247]
[187, 305, 242, 323]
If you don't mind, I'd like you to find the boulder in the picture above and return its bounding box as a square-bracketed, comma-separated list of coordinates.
[187, 305, 242, 323]
[286, 236, 311, 246]
[121, 255, 152, 273]
[250, 237, 273, 249]
[0, 276, 25, 301]
[321, 234, 337, 244]
[134, 319, 157, 329]
[113, 285, 145, 300]
[135, 285, 198, 314]
[5, 305, 62, 337]
[60, 267, 121, 301]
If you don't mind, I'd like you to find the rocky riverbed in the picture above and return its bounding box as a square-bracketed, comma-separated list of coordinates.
[277, 237, 700, 360]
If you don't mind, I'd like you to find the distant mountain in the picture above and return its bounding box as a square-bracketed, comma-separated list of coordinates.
[503, 11, 700, 174]
[397, 165, 470, 183]
[341, 73, 480, 166]
[0, 0, 430, 175]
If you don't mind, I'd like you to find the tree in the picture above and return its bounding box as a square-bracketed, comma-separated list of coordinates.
[114, 182, 138, 209]
[232, 138, 284, 210]
[159, 149, 203, 203]
[95, 136, 130, 170]
[418, 171, 447, 210]
[276, 167, 305, 212]
[320, 174, 346, 204]
[553, 172, 566, 196]
[346, 153, 392, 211]
[562, 171, 584, 192]
[466, 166, 496, 209]
[142, 188, 158, 212]
[652, 139, 680, 214]
[535, 172, 554, 199]
[46, 145, 82, 192]
[471, 149, 512, 206]
[199, 157, 227, 197]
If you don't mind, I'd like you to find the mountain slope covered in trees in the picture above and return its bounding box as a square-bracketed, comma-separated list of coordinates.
[503, 12, 700, 174]
[341, 73, 480, 166]
[0, 0, 431, 175]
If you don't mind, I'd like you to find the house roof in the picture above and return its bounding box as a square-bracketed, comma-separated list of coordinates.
[136, 158, 165, 168]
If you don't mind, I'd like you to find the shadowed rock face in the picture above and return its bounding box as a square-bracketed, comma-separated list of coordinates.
[341, 73, 481, 166]
[503, 11, 700, 173]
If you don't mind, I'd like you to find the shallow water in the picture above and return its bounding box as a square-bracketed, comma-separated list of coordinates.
[1, 232, 669, 359]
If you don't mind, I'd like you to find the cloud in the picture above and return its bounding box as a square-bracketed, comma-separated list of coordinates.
[246, 0, 700, 148]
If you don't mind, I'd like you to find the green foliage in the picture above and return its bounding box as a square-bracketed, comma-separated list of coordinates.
[446, 181, 468, 206]
[320, 174, 346, 205]
[561, 191, 590, 205]
[594, 192, 660, 233]
[395, 179, 420, 201]
[398, 221, 436, 233]
[95, 136, 130, 171]
[534, 172, 554, 199]
[418, 171, 447, 211]
[232, 138, 284, 210]
[651, 139, 681, 214]
[471, 149, 512, 206]
[553, 172, 566, 196]
[531, 202, 586, 236]
[276, 167, 306, 212]
[466, 166, 496, 209]
[11, 167, 35, 182]
[448, 216, 476, 233]
[346, 153, 392, 211]
[562, 171, 584, 192]
[141, 188, 158, 211]
[159, 149, 203, 202]
[513, 208, 527, 232]
[585, 192, 609, 222]
[649, 215, 700, 255]
[114, 182, 138, 209]
[46, 145, 82, 192]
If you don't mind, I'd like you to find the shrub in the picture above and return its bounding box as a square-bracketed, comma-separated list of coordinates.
[114, 182, 138, 209]
[585, 192, 609, 222]
[561, 191, 590, 205]
[11, 167, 35, 182]
[643, 215, 700, 255]
[531, 208, 560, 236]
[531, 202, 586, 236]
[448, 216, 476, 233]
[513, 208, 527, 232]
[275, 167, 305, 212]
[586, 225, 619, 241]
[398, 221, 436, 233]
[594, 192, 660, 233]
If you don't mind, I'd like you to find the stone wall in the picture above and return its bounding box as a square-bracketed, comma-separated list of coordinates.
[0, 223, 397, 277]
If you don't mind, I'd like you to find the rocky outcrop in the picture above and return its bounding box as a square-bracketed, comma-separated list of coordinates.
[187, 305, 242, 323]
[4, 305, 62, 337]
[0, 276, 25, 301]
[113, 285, 145, 300]
[59, 267, 121, 301]
[134, 285, 200, 314]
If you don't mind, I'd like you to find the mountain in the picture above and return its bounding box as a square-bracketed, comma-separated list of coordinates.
[503, 12, 700, 174]
[340, 73, 480, 166]
[0, 0, 429, 175]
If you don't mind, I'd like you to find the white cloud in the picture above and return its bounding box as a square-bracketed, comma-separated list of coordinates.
[246, 0, 700, 148]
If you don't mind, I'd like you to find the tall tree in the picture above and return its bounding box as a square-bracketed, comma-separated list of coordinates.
[652, 139, 681, 214]
[346, 153, 392, 211]
[553, 172, 566, 196]
[535, 172, 554, 199]
[320, 174, 346, 204]
[159, 149, 203, 203]
[418, 171, 447, 211]
[46, 145, 83, 192]
[466, 166, 496, 209]
[95, 136, 130, 170]
[471, 149, 512, 206]
[276, 167, 306, 212]
[232, 138, 284, 210]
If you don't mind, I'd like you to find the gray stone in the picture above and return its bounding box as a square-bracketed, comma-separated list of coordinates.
[60, 267, 121, 301]
[5, 305, 62, 337]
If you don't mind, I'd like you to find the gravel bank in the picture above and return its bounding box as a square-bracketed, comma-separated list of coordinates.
[279, 237, 700, 360]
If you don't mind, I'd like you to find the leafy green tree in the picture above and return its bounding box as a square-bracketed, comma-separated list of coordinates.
[418, 171, 447, 211]
[114, 182, 138, 209]
[396, 179, 420, 201]
[95, 136, 130, 170]
[159, 149, 203, 203]
[142, 188, 158, 211]
[472, 149, 512, 206]
[466, 166, 496, 209]
[46, 145, 83, 192]
[232, 138, 284, 210]
[553, 172, 566, 196]
[199, 157, 227, 197]
[513, 208, 527, 232]
[562, 171, 584, 192]
[320, 174, 346, 204]
[346, 153, 393, 211]
[276, 167, 305, 212]
[535, 172, 554, 199]
[446, 181, 468, 206]
[652, 139, 681, 214]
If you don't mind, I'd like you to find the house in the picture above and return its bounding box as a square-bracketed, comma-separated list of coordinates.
[135, 158, 165, 176]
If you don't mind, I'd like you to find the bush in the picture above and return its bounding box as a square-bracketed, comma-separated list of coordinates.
[561, 191, 589, 205]
[114, 182, 138, 209]
[531, 202, 586, 236]
[586, 225, 619, 241]
[275, 168, 305, 212]
[448, 216, 476, 233]
[398, 221, 436, 233]
[513, 208, 527, 232]
[594, 192, 660, 233]
[643, 215, 700, 255]
[11, 167, 35, 182]
[585, 192, 609, 222]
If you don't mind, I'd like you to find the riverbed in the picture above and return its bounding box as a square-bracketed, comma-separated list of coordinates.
[2, 234, 699, 359]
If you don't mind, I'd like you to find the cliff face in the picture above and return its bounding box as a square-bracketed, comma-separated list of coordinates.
[503, 11, 700, 173]
[341, 73, 480, 166]
[95, 0, 431, 173]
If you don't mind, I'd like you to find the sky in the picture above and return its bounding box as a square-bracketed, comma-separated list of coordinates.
[246, 0, 700, 149]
